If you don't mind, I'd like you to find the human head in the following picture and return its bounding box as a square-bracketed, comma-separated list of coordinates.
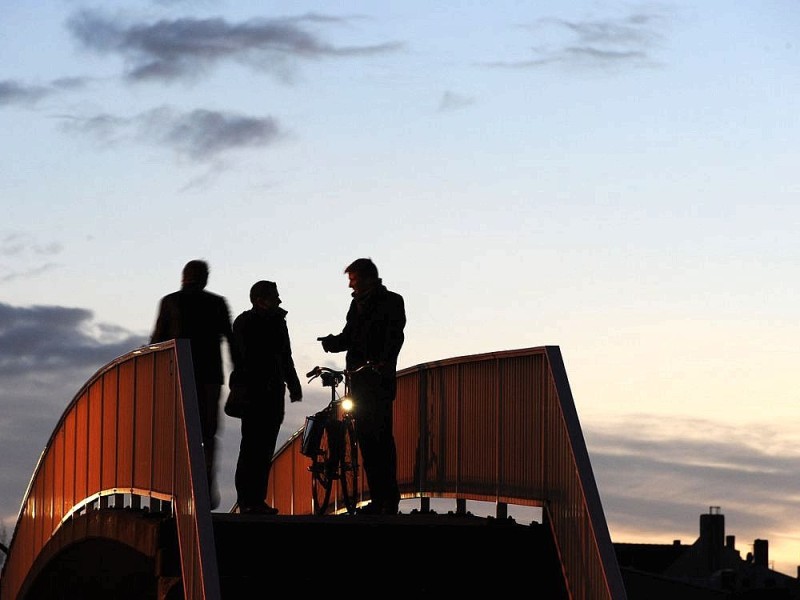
[250, 280, 280, 308]
[182, 260, 209, 289]
[344, 258, 379, 295]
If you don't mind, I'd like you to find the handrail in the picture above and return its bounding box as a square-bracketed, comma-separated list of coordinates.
[0, 340, 221, 600]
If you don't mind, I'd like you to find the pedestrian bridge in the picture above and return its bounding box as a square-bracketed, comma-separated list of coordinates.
[0, 342, 627, 600]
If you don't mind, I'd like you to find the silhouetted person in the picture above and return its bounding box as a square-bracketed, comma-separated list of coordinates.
[230, 280, 302, 514]
[319, 258, 406, 515]
[151, 259, 233, 509]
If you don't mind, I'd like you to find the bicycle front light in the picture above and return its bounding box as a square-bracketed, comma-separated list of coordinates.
[341, 396, 354, 412]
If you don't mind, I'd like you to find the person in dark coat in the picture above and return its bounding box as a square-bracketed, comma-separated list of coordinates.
[151, 259, 233, 509]
[230, 280, 302, 514]
[319, 258, 406, 515]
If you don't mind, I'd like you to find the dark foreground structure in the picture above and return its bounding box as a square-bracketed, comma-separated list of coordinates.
[1, 342, 797, 599]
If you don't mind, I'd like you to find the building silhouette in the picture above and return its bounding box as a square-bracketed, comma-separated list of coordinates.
[615, 506, 800, 599]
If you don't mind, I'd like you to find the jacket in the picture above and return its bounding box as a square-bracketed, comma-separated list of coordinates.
[230, 306, 302, 402]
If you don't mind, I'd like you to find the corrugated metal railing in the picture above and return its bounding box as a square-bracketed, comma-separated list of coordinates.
[0, 341, 221, 600]
[1, 344, 624, 600]
[272, 345, 626, 600]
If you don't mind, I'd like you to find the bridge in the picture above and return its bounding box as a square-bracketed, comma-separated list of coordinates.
[0, 342, 627, 599]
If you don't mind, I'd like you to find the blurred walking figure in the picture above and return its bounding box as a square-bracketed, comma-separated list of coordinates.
[151, 259, 233, 509]
[318, 258, 406, 515]
[230, 280, 302, 515]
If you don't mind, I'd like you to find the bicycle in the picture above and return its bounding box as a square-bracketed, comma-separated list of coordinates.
[301, 364, 373, 515]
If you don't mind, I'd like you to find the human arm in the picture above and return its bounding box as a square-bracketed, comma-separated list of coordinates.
[318, 300, 356, 353]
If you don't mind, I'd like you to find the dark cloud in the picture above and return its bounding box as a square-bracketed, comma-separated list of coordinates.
[59, 106, 283, 160]
[584, 417, 800, 557]
[66, 10, 404, 82]
[0, 80, 51, 106]
[0, 303, 146, 377]
[0, 78, 91, 108]
[485, 9, 667, 70]
[0, 302, 148, 529]
[144, 107, 282, 159]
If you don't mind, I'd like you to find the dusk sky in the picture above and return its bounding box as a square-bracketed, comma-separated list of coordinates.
[2, 0, 799, 575]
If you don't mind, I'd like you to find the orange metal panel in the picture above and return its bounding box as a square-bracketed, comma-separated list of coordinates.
[133, 353, 155, 492]
[52, 429, 65, 523]
[393, 372, 419, 497]
[63, 410, 76, 511]
[458, 361, 497, 492]
[31, 472, 45, 559]
[74, 392, 89, 503]
[117, 360, 136, 489]
[289, 436, 313, 515]
[152, 351, 177, 494]
[101, 369, 119, 491]
[88, 381, 103, 494]
[269, 449, 294, 512]
[437, 364, 462, 496]
[498, 355, 542, 500]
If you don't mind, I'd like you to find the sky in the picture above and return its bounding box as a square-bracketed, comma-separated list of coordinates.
[2, 0, 799, 576]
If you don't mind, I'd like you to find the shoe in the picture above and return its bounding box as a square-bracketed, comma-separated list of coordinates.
[356, 502, 383, 515]
[240, 502, 279, 515]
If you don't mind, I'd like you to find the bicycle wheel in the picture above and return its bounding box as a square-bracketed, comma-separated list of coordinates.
[338, 417, 359, 515]
[310, 427, 333, 515]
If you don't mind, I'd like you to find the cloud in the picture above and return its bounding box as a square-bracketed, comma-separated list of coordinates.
[0, 303, 146, 377]
[0, 233, 63, 283]
[484, 9, 667, 70]
[66, 10, 404, 83]
[0, 78, 92, 109]
[437, 91, 475, 113]
[584, 415, 800, 555]
[0, 302, 147, 527]
[144, 107, 282, 159]
[59, 106, 283, 160]
[0, 80, 52, 107]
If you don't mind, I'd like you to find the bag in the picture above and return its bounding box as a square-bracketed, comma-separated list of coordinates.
[224, 385, 251, 418]
[300, 412, 327, 457]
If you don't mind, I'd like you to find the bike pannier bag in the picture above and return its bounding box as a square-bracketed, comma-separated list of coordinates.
[301, 412, 327, 457]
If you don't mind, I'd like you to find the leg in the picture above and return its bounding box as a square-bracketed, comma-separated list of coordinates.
[196, 382, 222, 507]
[235, 407, 282, 509]
[356, 398, 397, 512]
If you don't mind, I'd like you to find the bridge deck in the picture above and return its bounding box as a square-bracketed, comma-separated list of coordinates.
[20, 508, 569, 599]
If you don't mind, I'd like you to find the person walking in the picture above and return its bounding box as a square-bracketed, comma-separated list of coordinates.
[151, 259, 233, 509]
[318, 258, 406, 515]
[230, 280, 302, 515]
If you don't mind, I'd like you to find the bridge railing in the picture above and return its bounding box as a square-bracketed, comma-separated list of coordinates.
[0, 341, 221, 600]
[270, 345, 626, 600]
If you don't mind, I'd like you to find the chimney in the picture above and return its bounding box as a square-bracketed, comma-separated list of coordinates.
[753, 539, 768, 568]
[700, 506, 725, 573]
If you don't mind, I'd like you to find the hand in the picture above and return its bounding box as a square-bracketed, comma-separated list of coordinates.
[290, 391, 302, 403]
[317, 335, 334, 353]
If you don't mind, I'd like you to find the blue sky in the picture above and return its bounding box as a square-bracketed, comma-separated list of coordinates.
[2, 0, 800, 575]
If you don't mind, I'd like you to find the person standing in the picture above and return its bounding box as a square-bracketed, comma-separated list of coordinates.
[151, 259, 233, 509]
[318, 258, 406, 515]
[230, 280, 302, 515]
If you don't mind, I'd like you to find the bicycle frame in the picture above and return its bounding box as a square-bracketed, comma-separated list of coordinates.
[303, 366, 360, 515]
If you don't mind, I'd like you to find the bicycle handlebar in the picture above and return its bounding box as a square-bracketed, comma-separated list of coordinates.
[305, 362, 379, 382]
